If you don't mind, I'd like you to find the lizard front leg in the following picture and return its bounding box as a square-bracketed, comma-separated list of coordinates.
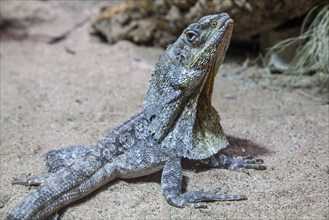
[161, 157, 247, 208]
[202, 153, 266, 174]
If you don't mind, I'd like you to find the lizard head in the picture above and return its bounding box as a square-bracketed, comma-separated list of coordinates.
[173, 13, 233, 83]
[144, 13, 233, 159]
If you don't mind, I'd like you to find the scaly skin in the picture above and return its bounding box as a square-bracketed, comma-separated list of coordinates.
[6, 13, 265, 220]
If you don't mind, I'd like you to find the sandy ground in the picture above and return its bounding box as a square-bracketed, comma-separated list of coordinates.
[1, 1, 328, 219]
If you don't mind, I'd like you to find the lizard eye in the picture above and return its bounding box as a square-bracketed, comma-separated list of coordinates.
[185, 30, 199, 43]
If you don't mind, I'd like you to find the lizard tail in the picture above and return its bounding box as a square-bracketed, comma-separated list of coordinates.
[5, 156, 117, 220]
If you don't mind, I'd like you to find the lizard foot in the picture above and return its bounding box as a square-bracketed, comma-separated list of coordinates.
[204, 154, 266, 174]
[162, 158, 248, 208]
[228, 155, 266, 175]
[12, 172, 51, 186]
[167, 191, 247, 208]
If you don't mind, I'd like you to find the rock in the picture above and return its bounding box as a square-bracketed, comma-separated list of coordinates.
[0, 1, 55, 29]
[91, 0, 324, 47]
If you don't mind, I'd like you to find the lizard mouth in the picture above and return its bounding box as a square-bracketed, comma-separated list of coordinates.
[188, 15, 233, 70]
[201, 16, 233, 101]
[213, 17, 233, 57]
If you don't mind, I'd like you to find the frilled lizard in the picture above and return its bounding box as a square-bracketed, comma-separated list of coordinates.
[6, 13, 265, 220]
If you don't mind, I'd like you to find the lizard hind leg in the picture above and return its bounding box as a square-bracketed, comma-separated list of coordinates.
[45, 145, 90, 173]
[161, 158, 247, 208]
[11, 146, 91, 186]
